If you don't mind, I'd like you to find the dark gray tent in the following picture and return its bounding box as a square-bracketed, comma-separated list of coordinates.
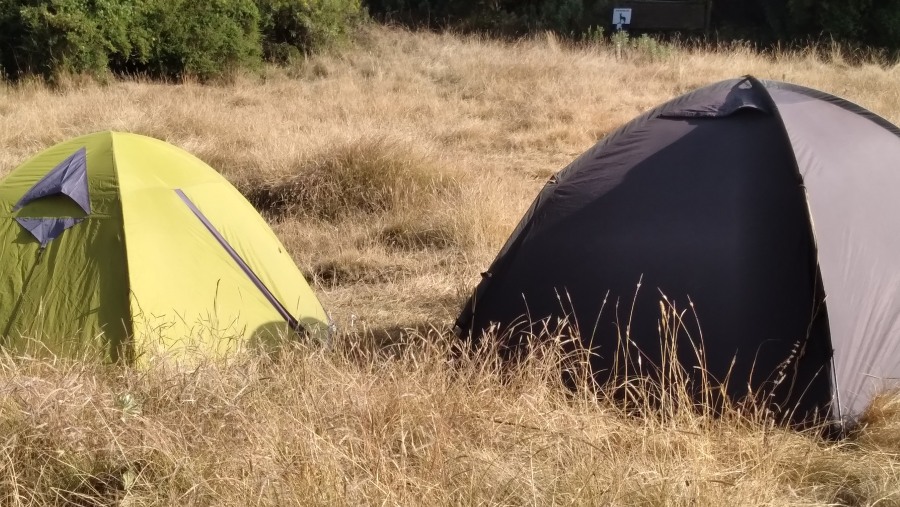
[456, 76, 900, 427]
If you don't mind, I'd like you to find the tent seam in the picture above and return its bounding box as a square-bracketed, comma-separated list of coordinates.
[749, 75, 840, 427]
[109, 131, 136, 361]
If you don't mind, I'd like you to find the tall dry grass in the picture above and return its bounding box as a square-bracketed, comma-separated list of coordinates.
[2, 332, 899, 506]
[2, 26, 900, 505]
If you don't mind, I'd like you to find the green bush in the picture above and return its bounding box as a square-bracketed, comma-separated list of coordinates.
[0, 0, 261, 81]
[786, 0, 871, 39]
[366, 0, 604, 35]
[363, 0, 469, 26]
[528, 0, 585, 32]
[766, 0, 900, 52]
[869, 0, 900, 51]
[138, 0, 261, 80]
[0, 0, 142, 79]
[256, 0, 364, 63]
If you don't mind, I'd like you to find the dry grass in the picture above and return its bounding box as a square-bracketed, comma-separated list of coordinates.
[2, 25, 900, 505]
[1, 336, 899, 506]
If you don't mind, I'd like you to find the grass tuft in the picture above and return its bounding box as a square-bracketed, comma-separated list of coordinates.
[378, 221, 457, 251]
[240, 137, 461, 221]
[311, 256, 413, 286]
[854, 389, 900, 450]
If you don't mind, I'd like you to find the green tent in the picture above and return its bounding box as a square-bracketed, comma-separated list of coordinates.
[0, 131, 330, 362]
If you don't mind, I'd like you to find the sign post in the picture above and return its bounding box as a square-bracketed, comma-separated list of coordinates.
[612, 7, 632, 31]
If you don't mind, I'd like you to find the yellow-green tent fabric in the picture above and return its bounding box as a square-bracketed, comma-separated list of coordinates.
[0, 131, 330, 361]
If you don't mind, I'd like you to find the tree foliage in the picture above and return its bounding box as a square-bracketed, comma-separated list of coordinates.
[0, 0, 363, 81]
[256, 0, 364, 63]
[716, 0, 899, 51]
[367, 0, 900, 53]
[366, 0, 608, 35]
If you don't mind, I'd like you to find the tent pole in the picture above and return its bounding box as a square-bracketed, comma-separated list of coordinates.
[830, 355, 844, 433]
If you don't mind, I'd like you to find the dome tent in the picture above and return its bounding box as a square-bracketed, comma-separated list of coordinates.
[0, 131, 331, 361]
[456, 76, 900, 426]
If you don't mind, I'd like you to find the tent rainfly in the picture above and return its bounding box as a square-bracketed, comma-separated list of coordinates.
[456, 76, 900, 427]
[0, 131, 331, 361]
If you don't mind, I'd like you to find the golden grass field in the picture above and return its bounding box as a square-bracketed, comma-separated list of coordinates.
[2, 25, 900, 505]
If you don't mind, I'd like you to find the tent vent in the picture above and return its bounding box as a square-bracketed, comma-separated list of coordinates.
[12, 147, 90, 247]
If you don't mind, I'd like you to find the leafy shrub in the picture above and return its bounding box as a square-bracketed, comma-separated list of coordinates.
[0, 0, 144, 79]
[530, 0, 585, 32]
[363, 0, 470, 27]
[581, 25, 605, 44]
[756, 0, 900, 52]
[256, 0, 364, 63]
[785, 0, 870, 39]
[0, 0, 261, 81]
[628, 33, 674, 62]
[869, 0, 900, 52]
[366, 0, 605, 35]
[138, 0, 261, 80]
